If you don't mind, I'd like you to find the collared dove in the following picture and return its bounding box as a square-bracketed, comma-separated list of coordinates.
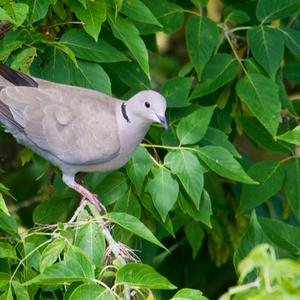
[0, 62, 168, 210]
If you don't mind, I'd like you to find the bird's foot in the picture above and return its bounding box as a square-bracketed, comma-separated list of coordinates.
[73, 183, 106, 214]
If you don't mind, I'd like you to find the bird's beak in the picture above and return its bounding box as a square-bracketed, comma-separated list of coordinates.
[156, 115, 168, 130]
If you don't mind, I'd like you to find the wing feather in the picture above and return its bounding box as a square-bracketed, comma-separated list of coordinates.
[0, 85, 120, 165]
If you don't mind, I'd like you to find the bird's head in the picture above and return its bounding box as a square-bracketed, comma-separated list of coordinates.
[128, 90, 168, 129]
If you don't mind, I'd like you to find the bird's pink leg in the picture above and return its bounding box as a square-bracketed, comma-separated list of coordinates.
[62, 174, 106, 213]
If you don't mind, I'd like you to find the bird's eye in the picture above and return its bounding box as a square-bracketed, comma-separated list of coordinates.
[145, 101, 150, 108]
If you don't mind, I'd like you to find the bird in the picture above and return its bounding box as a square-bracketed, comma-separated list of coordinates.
[0, 62, 168, 211]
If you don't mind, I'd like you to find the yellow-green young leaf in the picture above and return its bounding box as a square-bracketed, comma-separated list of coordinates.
[126, 146, 153, 195]
[0, 8, 14, 24]
[186, 15, 219, 80]
[116, 263, 177, 290]
[256, 0, 300, 23]
[69, 0, 107, 41]
[161, 77, 193, 107]
[247, 26, 284, 79]
[60, 28, 129, 63]
[172, 288, 209, 300]
[121, 0, 162, 26]
[19, 148, 34, 166]
[40, 238, 66, 273]
[0, 287, 13, 300]
[145, 168, 179, 222]
[12, 281, 30, 300]
[68, 283, 108, 300]
[197, 146, 257, 184]
[236, 73, 280, 136]
[23, 0, 51, 23]
[176, 105, 215, 145]
[277, 125, 300, 144]
[74, 223, 105, 268]
[0, 242, 17, 259]
[239, 160, 285, 212]
[191, 54, 239, 99]
[108, 14, 150, 78]
[103, 212, 166, 249]
[25, 248, 95, 285]
[0, 193, 9, 215]
[284, 158, 300, 219]
[184, 222, 205, 259]
[165, 150, 204, 208]
[1, 3, 29, 26]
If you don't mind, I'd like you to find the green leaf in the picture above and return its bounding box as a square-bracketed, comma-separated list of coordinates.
[197, 146, 257, 184]
[225, 9, 250, 25]
[280, 27, 300, 58]
[176, 105, 215, 145]
[172, 288, 209, 300]
[92, 172, 128, 206]
[140, 194, 175, 237]
[74, 223, 105, 268]
[121, 0, 162, 26]
[60, 28, 129, 63]
[236, 73, 280, 136]
[201, 127, 241, 158]
[1, 3, 29, 26]
[190, 54, 239, 99]
[43, 48, 71, 84]
[258, 217, 300, 255]
[104, 212, 166, 249]
[0, 193, 9, 215]
[184, 222, 205, 259]
[40, 238, 66, 273]
[0, 212, 19, 239]
[115, 263, 177, 289]
[71, 60, 111, 95]
[241, 117, 292, 153]
[11, 47, 37, 72]
[69, 283, 111, 300]
[12, 281, 30, 300]
[145, 167, 179, 222]
[0, 242, 17, 259]
[69, 0, 107, 41]
[108, 61, 150, 89]
[247, 26, 284, 79]
[178, 192, 212, 227]
[113, 189, 141, 218]
[126, 146, 153, 195]
[142, 0, 184, 34]
[0, 31, 23, 62]
[240, 160, 285, 212]
[23, 0, 51, 23]
[284, 158, 300, 219]
[256, 0, 300, 23]
[108, 14, 149, 78]
[234, 212, 267, 268]
[19, 148, 34, 166]
[186, 15, 219, 80]
[25, 247, 95, 285]
[0, 7, 14, 24]
[161, 77, 193, 108]
[165, 150, 204, 208]
[277, 125, 300, 144]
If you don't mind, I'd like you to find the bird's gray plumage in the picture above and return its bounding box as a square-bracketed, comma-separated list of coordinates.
[0, 63, 167, 210]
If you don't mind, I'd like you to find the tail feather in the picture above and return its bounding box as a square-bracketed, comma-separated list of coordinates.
[0, 62, 38, 87]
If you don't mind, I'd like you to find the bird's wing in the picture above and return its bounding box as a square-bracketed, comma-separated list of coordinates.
[0, 85, 121, 165]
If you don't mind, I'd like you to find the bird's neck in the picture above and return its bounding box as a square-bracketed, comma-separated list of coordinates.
[116, 101, 150, 155]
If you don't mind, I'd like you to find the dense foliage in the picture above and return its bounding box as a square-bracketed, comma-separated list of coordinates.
[1, 0, 300, 299]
